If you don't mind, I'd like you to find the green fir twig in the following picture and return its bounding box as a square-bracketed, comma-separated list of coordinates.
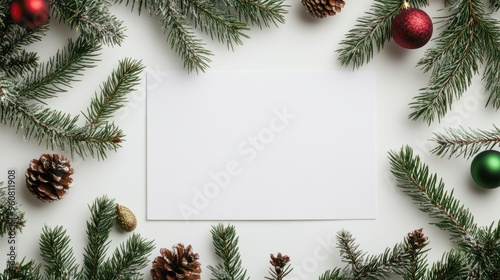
[208, 223, 249, 280]
[337, 0, 429, 69]
[0, 181, 25, 237]
[1, 196, 154, 279]
[116, 0, 288, 72]
[389, 145, 500, 277]
[430, 125, 500, 158]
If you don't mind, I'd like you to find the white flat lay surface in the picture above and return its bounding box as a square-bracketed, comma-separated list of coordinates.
[1, 2, 500, 279]
[147, 72, 376, 220]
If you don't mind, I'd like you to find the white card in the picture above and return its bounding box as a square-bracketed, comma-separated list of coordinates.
[146, 72, 376, 220]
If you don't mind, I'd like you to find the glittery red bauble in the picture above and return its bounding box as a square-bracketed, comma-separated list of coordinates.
[391, 8, 433, 49]
[10, 0, 50, 29]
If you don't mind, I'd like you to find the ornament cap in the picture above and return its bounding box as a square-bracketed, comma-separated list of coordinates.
[401, 1, 411, 10]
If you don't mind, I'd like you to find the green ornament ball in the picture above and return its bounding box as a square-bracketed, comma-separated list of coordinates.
[470, 150, 500, 189]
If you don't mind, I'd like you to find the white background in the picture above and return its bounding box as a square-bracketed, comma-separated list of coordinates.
[1, 1, 500, 279]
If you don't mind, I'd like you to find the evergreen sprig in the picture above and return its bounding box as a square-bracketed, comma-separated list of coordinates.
[430, 125, 500, 158]
[337, 0, 429, 69]
[0, 181, 25, 237]
[389, 145, 500, 278]
[0, 54, 143, 159]
[117, 0, 288, 72]
[338, 1, 500, 124]
[208, 223, 249, 280]
[2, 196, 155, 279]
[18, 37, 100, 102]
[51, 0, 126, 46]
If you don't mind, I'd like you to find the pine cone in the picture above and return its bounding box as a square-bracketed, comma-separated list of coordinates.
[302, 0, 345, 18]
[407, 228, 428, 251]
[151, 243, 201, 280]
[25, 154, 74, 202]
[270, 253, 290, 275]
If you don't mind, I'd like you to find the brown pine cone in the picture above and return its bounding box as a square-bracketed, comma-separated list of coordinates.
[151, 244, 201, 280]
[25, 154, 74, 202]
[302, 0, 345, 18]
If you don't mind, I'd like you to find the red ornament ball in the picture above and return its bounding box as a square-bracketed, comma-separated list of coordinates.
[10, 0, 50, 29]
[391, 8, 433, 49]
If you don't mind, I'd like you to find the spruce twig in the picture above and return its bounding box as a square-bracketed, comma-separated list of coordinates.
[2, 196, 154, 279]
[266, 253, 292, 280]
[337, 0, 429, 69]
[0, 181, 25, 237]
[208, 223, 249, 280]
[389, 145, 500, 277]
[117, 0, 288, 73]
[388, 146, 480, 253]
[430, 125, 500, 158]
[51, 0, 126, 46]
[338, 1, 500, 124]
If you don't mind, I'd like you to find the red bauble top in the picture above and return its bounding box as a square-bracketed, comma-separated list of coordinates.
[10, 0, 50, 29]
[391, 8, 433, 49]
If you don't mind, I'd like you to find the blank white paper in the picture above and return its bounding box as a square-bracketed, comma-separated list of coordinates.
[146, 72, 376, 220]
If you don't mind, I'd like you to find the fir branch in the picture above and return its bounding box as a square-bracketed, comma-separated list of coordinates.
[2, 51, 39, 77]
[336, 230, 365, 276]
[430, 125, 500, 158]
[82, 196, 117, 280]
[177, 0, 249, 49]
[3, 196, 154, 279]
[208, 223, 249, 280]
[157, 0, 213, 73]
[0, 182, 26, 237]
[337, 0, 429, 69]
[17, 37, 100, 103]
[98, 233, 155, 280]
[1, 259, 43, 280]
[266, 253, 292, 280]
[491, 0, 500, 11]
[51, 0, 126, 46]
[410, 0, 484, 124]
[400, 229, 429, 280]
[39, 226, 80, 278]
[388, 146, 482, 254]
[221, 0, 288, 29]
[318, 268, 348, 280]
[0, 24, 48, 60]
[425, 250, 469, 279]
[480, 13, 500, 108]
[83, 58, 143, 132]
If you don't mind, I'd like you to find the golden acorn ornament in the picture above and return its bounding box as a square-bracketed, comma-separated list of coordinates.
[116, 204, 137, 232]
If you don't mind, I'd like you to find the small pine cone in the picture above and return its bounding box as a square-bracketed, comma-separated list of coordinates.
[407, 228, 428, 250]
[151, 243, 201, 280]
[25, 154, 74, 202]
[302, 0, 345, 18]
[270, 253, 290, 274]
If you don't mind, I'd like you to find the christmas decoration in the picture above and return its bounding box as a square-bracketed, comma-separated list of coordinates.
[267, 253, 292, 280]
[208, 224, 248, 280]
[9, 0, 50, 29]
[302, 0, 345, 18]
[0, 196, 154, 279]
[116, 204, 137, 232]
[25, 154, 74, 202]
[390, 2, 432, 49]
[0, 0, 288, 159]
[0, 181, 26, 236]
[431, 125, 500, 159]
[470, 150, 500, 189]
[150, 243, 202, 280]
[337, 0, 500, 124]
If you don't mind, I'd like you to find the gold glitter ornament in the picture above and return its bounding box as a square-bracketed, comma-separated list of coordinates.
[116, 204, 137, 232]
